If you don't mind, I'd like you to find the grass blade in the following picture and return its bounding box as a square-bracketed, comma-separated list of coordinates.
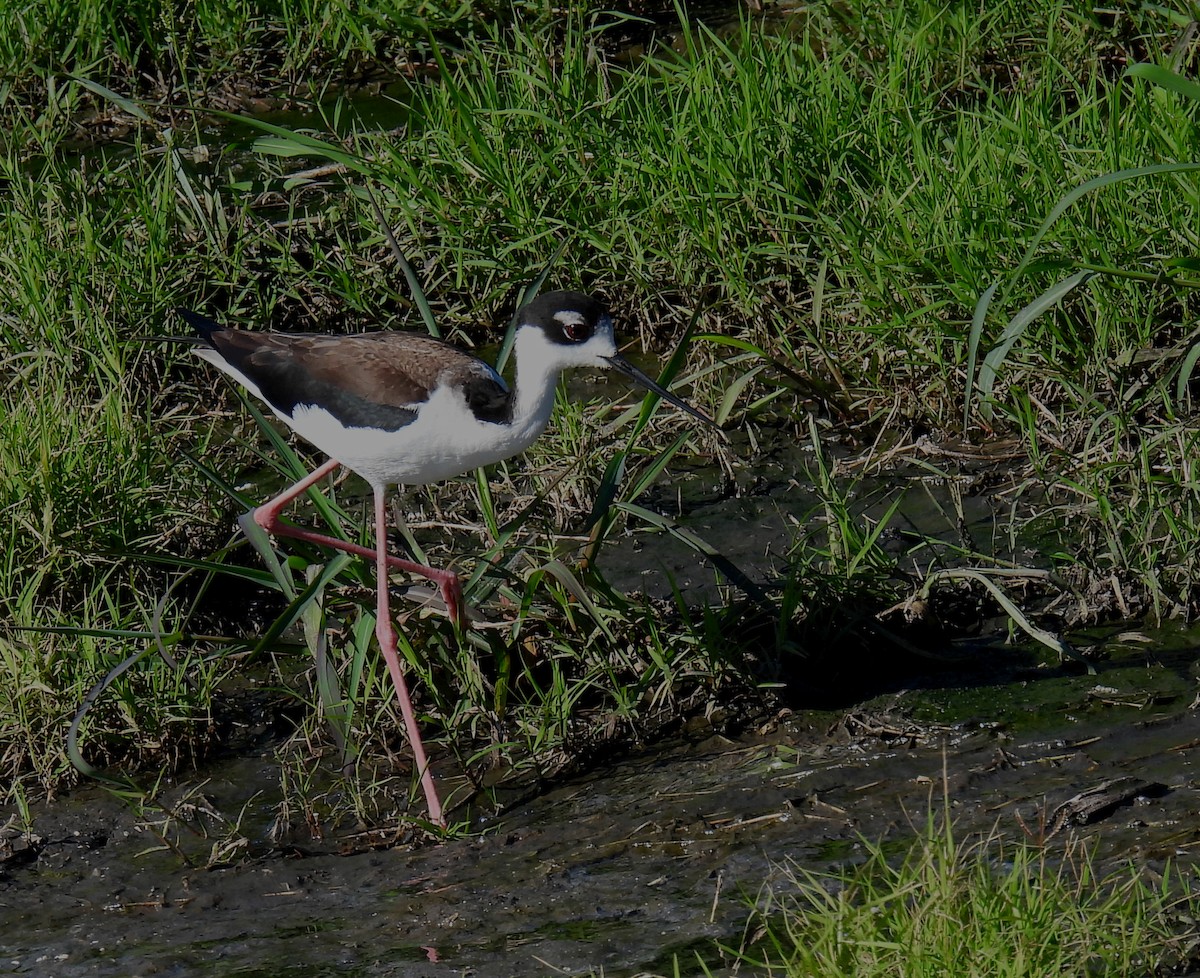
[1004, 164, 1200, 297]
[964, 280, 999, 429]
[924, 568, 1093, 672]
[1175, 341, 1200, 409]
[72, 76, 153, 123]
[364, 183, 439, 338]
[615, 501, 768, 604]
[1126, 62, 1200, 103]
[977, 270, 1096, 418]
[541, 559, 617, 642]
[496, 240, 570, 374]
[206, 109, 367, 172]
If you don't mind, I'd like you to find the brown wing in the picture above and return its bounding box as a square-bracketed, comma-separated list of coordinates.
[208, 329, 509, 432]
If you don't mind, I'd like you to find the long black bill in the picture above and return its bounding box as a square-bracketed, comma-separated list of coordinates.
[605, 354, 718, 429]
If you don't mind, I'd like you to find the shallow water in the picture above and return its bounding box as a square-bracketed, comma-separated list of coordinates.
[5, 629, 1199, 977]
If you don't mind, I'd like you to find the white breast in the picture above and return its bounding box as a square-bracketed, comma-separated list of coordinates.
[289, 382, 550, 489]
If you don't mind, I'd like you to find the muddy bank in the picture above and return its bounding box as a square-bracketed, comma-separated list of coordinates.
[4, 635, 1199, 977]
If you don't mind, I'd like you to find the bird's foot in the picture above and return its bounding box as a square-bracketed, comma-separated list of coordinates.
[432, 571, 467, 630]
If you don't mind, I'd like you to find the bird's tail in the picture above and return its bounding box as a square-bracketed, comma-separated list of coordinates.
[175, 308, 223, 345]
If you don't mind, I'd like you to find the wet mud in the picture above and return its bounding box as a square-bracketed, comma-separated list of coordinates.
[5, 632, 1200, 977]
[6, 422, 1199, 976]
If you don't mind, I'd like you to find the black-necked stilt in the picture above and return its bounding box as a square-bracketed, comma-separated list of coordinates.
[179, 291, 714, 827]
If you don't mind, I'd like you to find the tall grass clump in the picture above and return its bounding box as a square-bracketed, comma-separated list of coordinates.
[737, 818, 1199, 976]
[0, 124, 252, 792]
[326, 3, 1200, 427]
[965, 48, 1200, 618]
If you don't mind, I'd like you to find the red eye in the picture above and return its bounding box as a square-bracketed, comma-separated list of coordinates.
[563, 321, 589, 342]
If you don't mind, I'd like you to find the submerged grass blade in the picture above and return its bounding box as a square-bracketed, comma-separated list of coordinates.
[615, 501, 768, 604]
[924, 568, 1094, 672]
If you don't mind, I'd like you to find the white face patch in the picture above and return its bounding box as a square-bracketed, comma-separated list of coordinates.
[553, 310, 588, 330]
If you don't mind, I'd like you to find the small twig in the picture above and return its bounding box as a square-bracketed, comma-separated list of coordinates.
[709, 869, 724, 924]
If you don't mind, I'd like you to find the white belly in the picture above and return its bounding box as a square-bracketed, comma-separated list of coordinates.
[288, 383, 548, 488]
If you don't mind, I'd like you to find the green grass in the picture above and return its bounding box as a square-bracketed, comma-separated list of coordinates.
[0, 0, 480, 130]
[4, 0, 1200, 816]
[728, 815, 1199, 977]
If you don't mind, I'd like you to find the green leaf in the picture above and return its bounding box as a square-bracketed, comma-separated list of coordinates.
[1126, 62, 1200, 103]
[1165, 256, 1200, 274]
[542, 559, 617, 642]
[72, 76, 153, 123]
[305, 561, 358, 765]
[964, 280, 999, 429]
[249, 555, 353, 657]
[924, 569, 1093, 672]
[1175, 342, 1200, 408]
[977, 270, 1096, 418]
[627, 430, 693, 501]
[207, 109, 367, 172]
[495, 240, 570, 374]
[362, 183, 439, 337]
[67, 646, 154, 787]
[1004, 164, 1200, 299]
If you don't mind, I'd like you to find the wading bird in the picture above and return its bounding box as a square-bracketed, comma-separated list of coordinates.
[180, 291, 713, 827]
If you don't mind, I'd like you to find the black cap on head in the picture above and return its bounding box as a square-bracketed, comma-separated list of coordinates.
[518, 290, 604, 321]
[517, 291, 609, 346]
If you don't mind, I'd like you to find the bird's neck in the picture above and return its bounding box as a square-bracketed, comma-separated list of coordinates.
[505, 330, 563, 449]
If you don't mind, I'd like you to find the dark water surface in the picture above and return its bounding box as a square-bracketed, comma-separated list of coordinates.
[5, 633, 1199, 977]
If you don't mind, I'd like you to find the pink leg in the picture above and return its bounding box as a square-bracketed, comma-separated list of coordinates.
[252, 459, 465, 625]
[372, 486, 445, 828]
[250, 459, 453, 827]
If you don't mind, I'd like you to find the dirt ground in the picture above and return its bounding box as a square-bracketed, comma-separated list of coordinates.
[4, 633, 1199, 977]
